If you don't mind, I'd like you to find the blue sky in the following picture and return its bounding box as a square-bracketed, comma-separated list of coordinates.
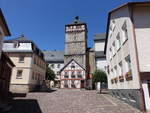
[0, 0, 145, 51]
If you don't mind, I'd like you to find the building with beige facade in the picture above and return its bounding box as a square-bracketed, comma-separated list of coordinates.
[0, 9, 15, 112]
[3, 36, 46, 93]
[104, 2, 150, 111]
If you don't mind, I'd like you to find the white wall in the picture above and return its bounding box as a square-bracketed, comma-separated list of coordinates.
[133, 6, 150, 72]
[94, 41, 105, 51]
[96, 58, 107, 71]
[3, 43, 32, 52]
[142, 81, 150, 110]
[106, 5, 140, 89]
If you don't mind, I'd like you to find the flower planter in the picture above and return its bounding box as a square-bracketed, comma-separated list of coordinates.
[111, 79, 114, 84]
[114, 77, 118, 83]
[119, 75, 124, 82]
[125, 70, 133, 81]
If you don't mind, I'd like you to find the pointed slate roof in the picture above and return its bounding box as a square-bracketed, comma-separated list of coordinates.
[43, 50, 64, 63]
[66, 16, 87, 26]
[94, 33, 106, 41]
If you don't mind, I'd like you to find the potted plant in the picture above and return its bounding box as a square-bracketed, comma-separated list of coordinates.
[125, 70, 132, 81]
[111, 79, 114, 84]
[114, 77, 118, 83]
[119, 75, 124, 82]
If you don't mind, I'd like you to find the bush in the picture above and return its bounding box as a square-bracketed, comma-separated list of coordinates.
[92, 69, 107, 84]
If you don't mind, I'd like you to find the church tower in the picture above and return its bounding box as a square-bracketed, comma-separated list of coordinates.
[64, 16, 88, 69]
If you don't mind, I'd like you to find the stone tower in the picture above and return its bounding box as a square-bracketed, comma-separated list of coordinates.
[64, 16, 88, 69]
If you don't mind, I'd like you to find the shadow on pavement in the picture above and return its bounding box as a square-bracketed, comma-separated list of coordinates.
[9, 99, 42, 113]
[31, 89, 57, 93]
[12, 93, 27, 98]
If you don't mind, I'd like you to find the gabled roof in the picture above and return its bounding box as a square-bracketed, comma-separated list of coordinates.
[104, 1, 150, 54]
[43, 50, 64, 63]
[0, 9, 11, 36]
[60, 59, 85, 72]
[94, 33, 106, 41]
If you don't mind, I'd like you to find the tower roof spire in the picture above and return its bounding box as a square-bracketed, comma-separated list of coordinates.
[75, 16, 79, 21]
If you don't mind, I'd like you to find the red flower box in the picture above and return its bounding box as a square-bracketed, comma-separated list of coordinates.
[125, 70, 133, 81]
[119, 75, 124, 82]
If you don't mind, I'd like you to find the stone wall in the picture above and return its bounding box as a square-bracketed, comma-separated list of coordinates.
[109, 89, 142, 110]
[10, 84, 37, 93]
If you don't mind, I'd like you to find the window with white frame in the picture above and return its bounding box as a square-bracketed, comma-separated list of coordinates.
[109, 47, 112, 60]
[112, 20, 116, 31]
[114, 66, 117, 77]
[122, 21, 128, 43]
[125, 55, 131, 72]
[64, 72, 69, 78]
[16, 70, 23, 79]
[116, 33, 121, 50]
[119, 61, 123, 76]
[19, 56, 24, 63]
[112, 41, 115, 56]
[111, 69, 113, 77]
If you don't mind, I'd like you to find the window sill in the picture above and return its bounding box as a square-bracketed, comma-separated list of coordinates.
[19, 61, 24, 63]
[16, 77, 22, 79]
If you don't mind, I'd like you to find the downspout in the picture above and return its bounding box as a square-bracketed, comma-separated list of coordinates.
[128, 4, 146, 112]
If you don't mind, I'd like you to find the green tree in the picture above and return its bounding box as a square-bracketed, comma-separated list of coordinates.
[45, 65, 56, 81]
[92, 69, 107, 93]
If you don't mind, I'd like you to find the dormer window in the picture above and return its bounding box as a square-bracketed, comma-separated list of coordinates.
[13, 41, 20, 48]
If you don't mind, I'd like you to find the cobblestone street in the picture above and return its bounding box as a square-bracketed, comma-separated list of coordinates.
[9, 89, 142, 113]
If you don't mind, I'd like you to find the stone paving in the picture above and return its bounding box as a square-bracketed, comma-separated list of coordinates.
[9, 89, 143, 113]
